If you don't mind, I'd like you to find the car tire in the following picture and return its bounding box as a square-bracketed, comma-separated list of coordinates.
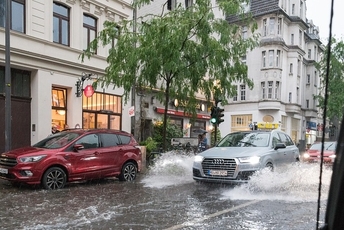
[42, 167, 67, 190]
[265, 162, 274, 171]
[119, 162, 137, 182]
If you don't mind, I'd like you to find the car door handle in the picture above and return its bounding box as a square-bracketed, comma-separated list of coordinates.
[94, 151, 100, 155]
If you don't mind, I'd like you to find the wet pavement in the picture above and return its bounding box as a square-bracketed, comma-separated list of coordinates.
[0, 152, 331, 230]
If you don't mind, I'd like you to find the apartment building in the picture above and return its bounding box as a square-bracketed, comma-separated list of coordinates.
[0, 0, 133, 153]
[226, 0, 324, 148]
[135, 0, 324, 147]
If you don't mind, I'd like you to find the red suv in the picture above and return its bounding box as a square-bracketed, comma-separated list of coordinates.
[0, 129, 142, 190]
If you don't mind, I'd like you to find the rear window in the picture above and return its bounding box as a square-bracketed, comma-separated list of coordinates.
[118, 134, 131, 145]
[100, 134, 120, 147]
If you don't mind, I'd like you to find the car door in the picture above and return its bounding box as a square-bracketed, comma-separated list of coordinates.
[271, 132, 287, 166]
[279, 132, 298, 163]
[67, 134, 104, 178]
[98, 133, 122, 174]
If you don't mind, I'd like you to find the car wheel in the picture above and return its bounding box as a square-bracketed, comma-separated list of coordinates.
[119, 162, 137, 182]
[265, 162, 274, 171]
[42, 167, 67, 190]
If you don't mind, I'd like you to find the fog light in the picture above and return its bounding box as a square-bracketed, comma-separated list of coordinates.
[20, 170, 33, 177]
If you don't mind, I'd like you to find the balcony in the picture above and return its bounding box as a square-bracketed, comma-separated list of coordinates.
[285, 103, 301, 114]
[258, 100, 281, 110]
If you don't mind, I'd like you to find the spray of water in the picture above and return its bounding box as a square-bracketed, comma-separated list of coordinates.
[141, 151, 195, 188]
[142, 153, 333, 202]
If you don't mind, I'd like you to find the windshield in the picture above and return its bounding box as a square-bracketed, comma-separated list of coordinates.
[310, 142, 337, 151]
[217, 132, 270, 147]
[33, 132, 80, 149]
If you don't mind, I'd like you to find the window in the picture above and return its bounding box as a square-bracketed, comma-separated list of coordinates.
[268, 50, 274, 67]
[308, 49, 311, 59]
[262, 19, 267, 36]
[297, 59, 301, 76]
[275, 81, 280, 99]
[277, 18, 282, 35]
[261, 82, 266, 99]
[240, 85, 246, 101]
[185, 0, 193, 8]
[268, 81, 273, 99]
[241, 55, 247, 65]
[0, 67, 30, 97]
[306, 99, 309, 108]
[100, 134, 120, 147]
[118, 134, 131, 145]
[262, 51, 266, 67]
[231, 115, 252, 132]
[0, 0, 25, 33]
[83, 14, 97, 51]
[314, 71, 317, 87]
[233, 85, 238, 101]
[242, 26, 248, 40]
[300, 1, 303, 18]
[292, 4, 295, 15]
[167, 0, 176, 10]
[291, 34, 294, 45]
[297, 87, 299, 103]
[276, 50, 281, 67]
[299, 30, 302, 46]
[307, 74, 310, 84]
[76, 134, 99, 149]
[53, 2, 69, 46]
[314, 45, 317, 59]
[269, 17, 275, 35]
[289, 92, 292, 103]
[289, 63, 293, 74]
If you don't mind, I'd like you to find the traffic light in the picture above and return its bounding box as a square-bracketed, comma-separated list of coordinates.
[217, 108, 224, 124]
[210, 106, 217, 124]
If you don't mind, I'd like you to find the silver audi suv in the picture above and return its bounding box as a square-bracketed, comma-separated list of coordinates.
[193, 129, 300, 183]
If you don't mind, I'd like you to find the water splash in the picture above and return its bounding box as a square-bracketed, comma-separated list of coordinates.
[141, 151, 195, 188]
[221, 163, 332, 202]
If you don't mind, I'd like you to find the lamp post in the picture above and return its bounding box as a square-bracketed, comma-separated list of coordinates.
[5, 0, 11, 151]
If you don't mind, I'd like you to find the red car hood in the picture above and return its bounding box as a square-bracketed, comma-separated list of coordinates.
[2, 146, 59, 158]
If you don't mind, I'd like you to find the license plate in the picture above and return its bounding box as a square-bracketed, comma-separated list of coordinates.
[0, 168, 8, 174]
[209, 170, 227, 176]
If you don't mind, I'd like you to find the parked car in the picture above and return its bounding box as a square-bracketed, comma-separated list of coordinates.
[193, 130, 300, 183]
[302, 142, 337, 164]
[0, 129, 142, 190]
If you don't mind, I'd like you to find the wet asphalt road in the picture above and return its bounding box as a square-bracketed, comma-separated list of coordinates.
[0, 154, 330, 230]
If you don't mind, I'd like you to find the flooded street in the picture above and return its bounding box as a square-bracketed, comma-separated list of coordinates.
[0, 152, 332, 229]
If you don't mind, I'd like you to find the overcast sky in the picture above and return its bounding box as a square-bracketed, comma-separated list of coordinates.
[306, 0, 344, 42]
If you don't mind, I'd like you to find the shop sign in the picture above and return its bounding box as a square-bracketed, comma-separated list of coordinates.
[84, 85, 94, 97]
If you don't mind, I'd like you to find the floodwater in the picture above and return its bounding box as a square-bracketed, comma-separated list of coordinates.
[0, 151, 331, 229]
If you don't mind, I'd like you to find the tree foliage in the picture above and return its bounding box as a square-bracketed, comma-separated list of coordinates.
[81, 0, 259, 150]
[315, 38, 344, 121]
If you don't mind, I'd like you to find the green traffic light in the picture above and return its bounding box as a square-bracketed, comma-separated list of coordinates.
[210, 118, 217, 124]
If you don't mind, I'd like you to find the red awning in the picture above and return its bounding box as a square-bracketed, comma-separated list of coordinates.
[154, 107, 211, 120]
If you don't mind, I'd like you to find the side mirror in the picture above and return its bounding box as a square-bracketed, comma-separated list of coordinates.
[274, 143, 286, 150]
[73, 144, 84, 151]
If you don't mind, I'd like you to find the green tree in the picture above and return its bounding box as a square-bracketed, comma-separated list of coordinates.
[81, 0, 259, 151]
[315, 38, 344, 121]
[152, 119, 183, 151]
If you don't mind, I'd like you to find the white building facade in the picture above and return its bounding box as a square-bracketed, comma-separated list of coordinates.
[0, 0, 133, 152]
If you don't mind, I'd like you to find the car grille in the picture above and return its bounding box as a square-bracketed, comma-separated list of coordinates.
[0, 156, 17, 167]
[201, 158, 237, 178]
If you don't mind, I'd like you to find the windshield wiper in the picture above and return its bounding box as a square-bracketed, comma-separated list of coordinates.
[238, 141, 256, 147]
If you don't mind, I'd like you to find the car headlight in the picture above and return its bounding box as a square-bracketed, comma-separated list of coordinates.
[194, 155, 204, 163]
[303, 153, 310, 159]
[238, 156, 260, 164]
[19, 155, 47, 163]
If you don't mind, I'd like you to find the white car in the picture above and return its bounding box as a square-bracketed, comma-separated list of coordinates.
[193, 130, 300, 183]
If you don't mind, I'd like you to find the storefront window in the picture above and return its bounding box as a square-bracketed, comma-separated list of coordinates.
[82, 92, 122, 130]
[51, 87, 67, 131]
